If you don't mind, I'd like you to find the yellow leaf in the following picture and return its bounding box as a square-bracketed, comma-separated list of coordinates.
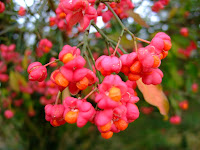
[9, 71, 27, 92]
[168, 7, 178, 19]
[136, 79, 169, 117]
[127, 11, 149, 28]
[15, 72, 27, 86]
[22, 55, 28, 69]
[9, 71, 19, 92]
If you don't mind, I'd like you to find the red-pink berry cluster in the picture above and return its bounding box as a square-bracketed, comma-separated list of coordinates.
[0, 43, 25, 82]
[49, 0, 97, 32]
[95, 32, 172, 85]
[27, 32, 171, 139]
[152, 0, 170, 12]
[0, 44, 20, 62]
[97, 0, 134, 23]
[52, 45, 97, 94]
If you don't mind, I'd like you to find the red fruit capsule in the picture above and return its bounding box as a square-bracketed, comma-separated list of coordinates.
[179, 100, 189, 110]
[170, 115, 181, 125]
[0, 2, 5, 13]
[27, 62, 47, 82]
[4, 110, 14, 119]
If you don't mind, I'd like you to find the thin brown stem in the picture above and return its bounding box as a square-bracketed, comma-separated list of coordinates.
[136, 37, 150, 44]
[84, 88, 98, 100]
[104, 2, 151, 44]
[112, 29, 124, 56]
[134, 37, 138, 52]
[55, 91, 61, 105]
[47, 0, 56, 12]
[44, 59, 60, 67]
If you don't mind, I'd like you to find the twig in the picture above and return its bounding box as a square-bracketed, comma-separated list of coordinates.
[55, 91, 61, 105]
[47, 0, 56, 12]
[83, 88, 98, 99]
[112, 29, 124, 56]
[81, 23, 91, 56]
[104, 2, 151, 44]
[84, 51, 93, 71]
[91, 22, 127, 54]
[87, 45, 102, 83]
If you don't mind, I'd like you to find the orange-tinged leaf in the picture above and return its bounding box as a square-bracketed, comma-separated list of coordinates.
[15, 72, 27, 86]
[136, 79, 169, 117]
[127, 11, 149, 28]
[9, 71, 27, 92]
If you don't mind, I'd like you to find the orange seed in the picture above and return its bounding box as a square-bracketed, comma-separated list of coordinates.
[101, 131, 113, 139]
[76, 77, 89, 90]
[55, 73, 69, 87]
[109, 87, 121, 102]
[64, 111, 79, 124]
[62, 53, 74, 64]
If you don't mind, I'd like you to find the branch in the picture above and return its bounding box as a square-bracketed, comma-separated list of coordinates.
[47, 0, 56, 12]
[91, 22, 127, 54]
[104, 2, 150, 44]
[81, 23, 91, 56]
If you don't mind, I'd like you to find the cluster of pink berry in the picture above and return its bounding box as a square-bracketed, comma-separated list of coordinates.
[0, 44, 19, 62]
[152, 0, 170, 12]
[49, 0, 97, 32]
[27, 31, 171, 139]
[97, 0, 134, 23]
[28, 45, 97, 94]
[1, 77, 63, 119]
[178, 41, 197, 58]
[96, 32, 171, 85]
[0, 44, 24, 82]
[0, 42, 60, 120]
